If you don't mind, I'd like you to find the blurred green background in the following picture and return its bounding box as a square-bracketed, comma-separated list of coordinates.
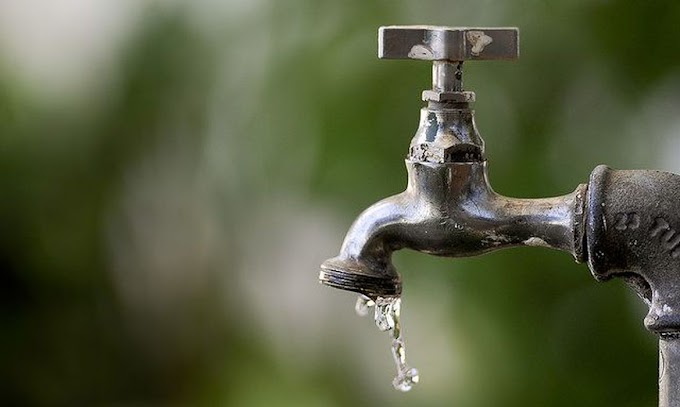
[2, 0, 680, 406]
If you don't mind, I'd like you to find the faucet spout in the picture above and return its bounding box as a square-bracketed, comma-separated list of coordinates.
[320, 160, 587, 298]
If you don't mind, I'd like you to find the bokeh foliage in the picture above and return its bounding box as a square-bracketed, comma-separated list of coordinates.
[1, 1, 680, 406]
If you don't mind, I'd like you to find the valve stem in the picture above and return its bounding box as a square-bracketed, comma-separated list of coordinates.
[432, 61, 463, 92]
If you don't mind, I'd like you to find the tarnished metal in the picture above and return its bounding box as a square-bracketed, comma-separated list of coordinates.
[660, 338, 680, 407]
[585, 166, 680, 406]
[319, 160, 586, 297]
[378, 26, 519, 61]
[320, 25, 680, 405]
[432, 61, 462, 92]
[379, 26, 518, 103]
[586, 166, 680, 334]
[407, 104, 485, 163]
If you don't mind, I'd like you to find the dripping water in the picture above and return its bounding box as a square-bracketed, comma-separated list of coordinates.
[355, 294, 420, 391]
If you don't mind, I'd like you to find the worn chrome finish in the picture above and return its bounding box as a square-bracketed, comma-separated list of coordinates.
[660, 337, 680, 407]
[320, 160, 586, 298]
[432, 61, 462, 92]
[408, 104, 485, 163]
[378, 26, 519, 61]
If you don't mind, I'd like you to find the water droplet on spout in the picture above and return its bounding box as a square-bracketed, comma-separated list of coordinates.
[355, 295, 375, 316]
[374, 297, 399, 332]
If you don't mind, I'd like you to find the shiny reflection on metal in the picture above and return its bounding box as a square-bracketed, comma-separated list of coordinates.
[408, 104, 484, 164]
[432, 61, 463, 92]
[319, 160, 586, 298]
[379, 26, 518, 103]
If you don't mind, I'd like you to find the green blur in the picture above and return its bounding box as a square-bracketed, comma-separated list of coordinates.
[1, 1, 680, 406]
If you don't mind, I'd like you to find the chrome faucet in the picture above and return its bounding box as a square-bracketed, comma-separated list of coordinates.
[320, 26, 586, 299]
[319, 26, 680, 406]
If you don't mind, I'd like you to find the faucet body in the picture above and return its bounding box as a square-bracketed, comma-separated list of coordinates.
[321, 95, 584, 298]
[320, 151, 586, 298]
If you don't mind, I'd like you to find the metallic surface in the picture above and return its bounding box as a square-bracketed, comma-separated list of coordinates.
[586, 166, 680, 406]
[321, 25, 680, 405]
[319, 159, 586, 298]
[586, 166, 680, 334]
[378, 26, 519, 61]
[408, 105, 485, 164]
[432, 61, 462, 92]
[661, 338, 680, 407]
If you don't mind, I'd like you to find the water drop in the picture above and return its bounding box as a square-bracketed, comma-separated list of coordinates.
[354, 295, 419, 392]
[374, 296, 399, 332]
[393, 366, 420, 392]
[391, 338, 419, 392]
[355, 295, 375, 317]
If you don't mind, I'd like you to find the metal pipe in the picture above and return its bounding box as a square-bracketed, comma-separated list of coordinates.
[660, 337, 680, 407]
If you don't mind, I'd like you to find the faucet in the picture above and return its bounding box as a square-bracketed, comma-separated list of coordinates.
[319, 26, 680, 406]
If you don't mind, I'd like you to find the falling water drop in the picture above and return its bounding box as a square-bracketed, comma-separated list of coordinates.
[355, 294, 419, 392]
[355, 295, 375, 317]
[392, 338, 420, 391]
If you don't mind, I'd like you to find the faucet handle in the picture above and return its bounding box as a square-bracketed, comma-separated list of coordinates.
[378, 26, 519, 62]
[379, 26, 518, 98]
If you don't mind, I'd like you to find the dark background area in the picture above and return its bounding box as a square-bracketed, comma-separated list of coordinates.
[1, 1, 680, 405]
